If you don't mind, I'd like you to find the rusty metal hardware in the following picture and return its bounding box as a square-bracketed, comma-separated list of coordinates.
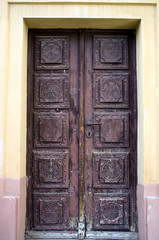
[86, 122, 101, 126]
[85, 123, 101, 138]
[78, 221, 85, 239]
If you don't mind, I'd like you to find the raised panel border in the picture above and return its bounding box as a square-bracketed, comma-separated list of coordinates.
[33, 193, 69, 230]
[93, 152, 129, 188]
[34, 74, 69, 109]
[34, 112, 69, 148]
[93, 193, 129, 230]
[35, 36, 69, 70]
[94, 112, 129, 148]
[93, 73, 129, 109]
[93, 35, 128, 69]
[33, 152, 69, 188]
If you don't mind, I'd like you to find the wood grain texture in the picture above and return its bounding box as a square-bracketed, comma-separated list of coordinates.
[27, 30, 79, 231]
[84, 30, 137, 233]
[27, 29, 137, 237]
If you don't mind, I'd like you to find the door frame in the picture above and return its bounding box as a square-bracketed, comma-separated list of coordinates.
[1, 2, 158, 240]
[26, 29, 138, 239]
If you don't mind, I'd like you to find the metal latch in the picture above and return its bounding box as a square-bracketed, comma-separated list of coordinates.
[78, 221, 85, 239]
[85, 122, 101, 138]
[86, 122, 101, 126]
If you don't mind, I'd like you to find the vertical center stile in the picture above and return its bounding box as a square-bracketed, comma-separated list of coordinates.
[78, 30, 86, 239]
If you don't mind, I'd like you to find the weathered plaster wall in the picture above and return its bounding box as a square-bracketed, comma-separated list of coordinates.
[0, 0, 159, 240]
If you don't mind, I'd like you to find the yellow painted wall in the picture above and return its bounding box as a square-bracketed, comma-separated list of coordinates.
[0, 0, 158, 184]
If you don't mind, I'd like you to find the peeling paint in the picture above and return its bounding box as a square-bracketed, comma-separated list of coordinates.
[147, 214, 150, 222]
[148, 205, 152, 211]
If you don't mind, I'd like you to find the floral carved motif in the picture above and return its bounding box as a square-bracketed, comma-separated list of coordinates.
[33, 152, 69, 188]
[34, 194, 69, 230]
[40, 80, 63, 103]
[93, 35, 128, 69]
[40, 200, 63, 224]
[41, 40, 62, 63]
[93, 152, 129, 188]
[93, 194, 129, 230]
[93, 73, 129, 109]
[100, 79, 122, 103]
[34, 74, 69, 109]
[35, 36, 69, 70]
[100, 200, 123, 225]
[100, 159, 123, 183]
[39, 159, 62, 183]
[101, 40, 122, 63]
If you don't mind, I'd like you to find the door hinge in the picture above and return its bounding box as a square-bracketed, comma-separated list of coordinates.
[78, 221, 85, 239]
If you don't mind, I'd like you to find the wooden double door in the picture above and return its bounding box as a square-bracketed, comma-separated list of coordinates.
[27, 30, 137, 239]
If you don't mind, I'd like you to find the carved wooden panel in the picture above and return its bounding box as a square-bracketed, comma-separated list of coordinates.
[93, 36, 128, 69]
[33, 152, 69, 188]
[84, 31, 137, 233]
[93, 193, 129, 230]
[34, 74, 69, 109]
[27, 30, 137, 234]
[94, 113, 129, 148]
[93, 152, 129, 188]
[33, 193, 69, 230]
[93, 73, 129, 108]
[35, 36, 69, 70]
[34, 113, 69, 148]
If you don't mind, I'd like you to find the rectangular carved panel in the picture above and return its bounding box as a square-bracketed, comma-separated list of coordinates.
[93, 73, 129, 108]
[34, 113, 69, 148]
[33, 152, 69, 188]
[93, 152, 129, 188]
[34, 74, 69, 109]
[35, 36, 69, 70]
[93, 193, 129, 230]
[93, 35, 128, 69]
[94, 112, 129, 148]
[33, 193, 69, 230]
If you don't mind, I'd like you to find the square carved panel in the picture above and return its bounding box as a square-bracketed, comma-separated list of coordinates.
[34, 113, 69, 148]
[93, 193, 129, 230]
[35, 36, 69, 70]
[94, 113, 129, 148]
[33, 152, 69, 188]
[34, 74, 69, 109]
[93, 73, 129, 108]
[34, 193, 69, 230]
[93, 152, 129, 188]
[41, 39, 63, 64]
[93, 35, 128, 69]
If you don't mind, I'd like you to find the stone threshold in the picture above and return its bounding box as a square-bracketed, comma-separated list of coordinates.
[25, 230, 139, 240]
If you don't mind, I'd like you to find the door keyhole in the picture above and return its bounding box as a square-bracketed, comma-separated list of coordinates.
[88, 132, 91, 137]
[86, 129, 92, 138]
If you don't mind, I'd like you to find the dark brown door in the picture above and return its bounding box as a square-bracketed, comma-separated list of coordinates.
[27, 30, 137, 239]
[84, 31, 137, 235]
[27, 31, 79, 234]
